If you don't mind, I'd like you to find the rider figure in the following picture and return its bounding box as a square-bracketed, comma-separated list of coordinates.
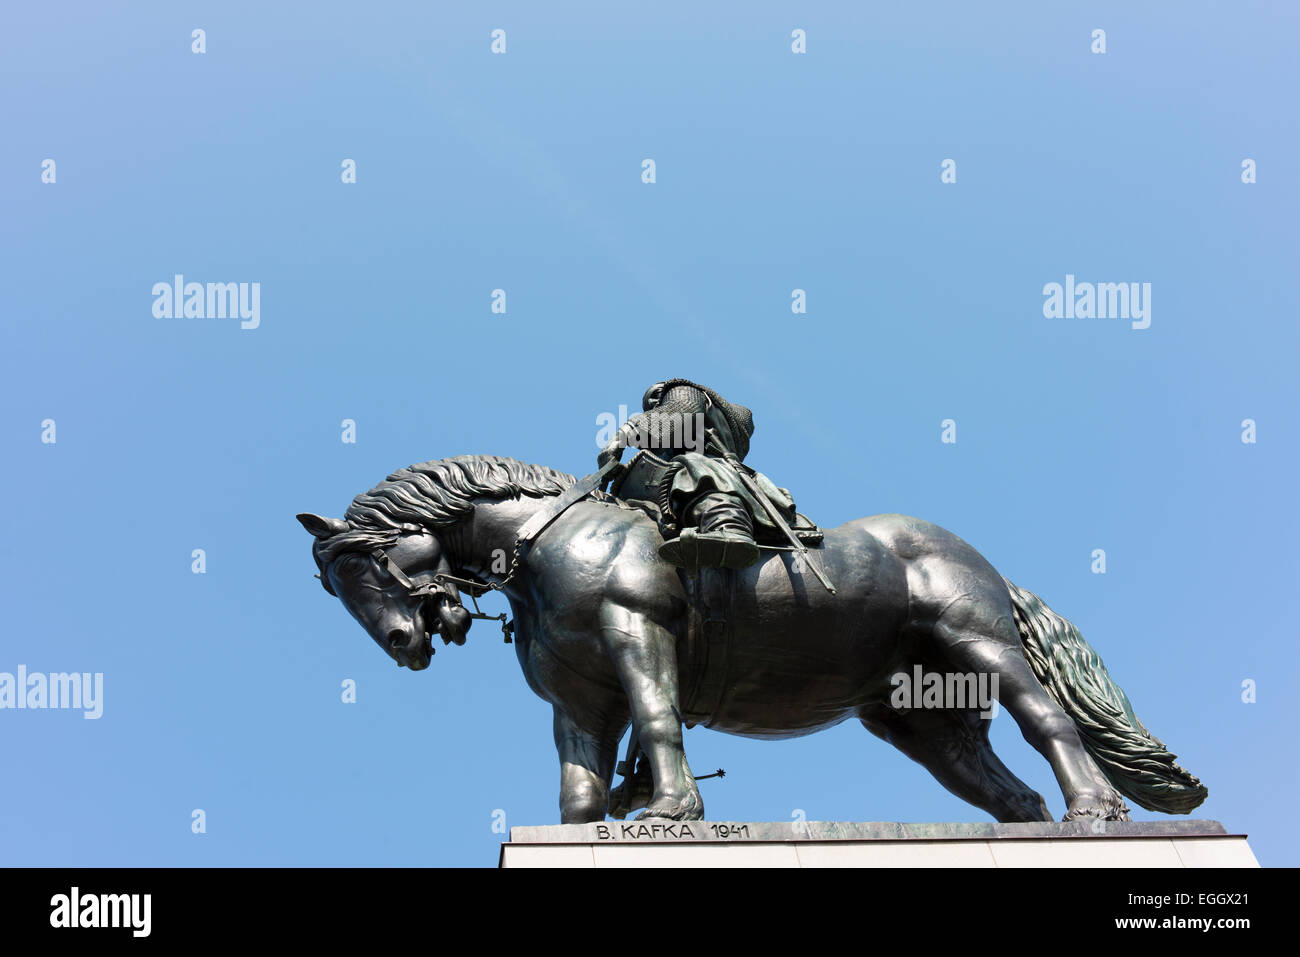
[598, 379, 766, 571]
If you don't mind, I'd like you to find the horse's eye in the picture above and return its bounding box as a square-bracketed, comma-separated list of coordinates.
[334, 554, 364, 575]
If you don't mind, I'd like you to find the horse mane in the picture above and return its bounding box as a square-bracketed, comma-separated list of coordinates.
[313, 454, 576, 568]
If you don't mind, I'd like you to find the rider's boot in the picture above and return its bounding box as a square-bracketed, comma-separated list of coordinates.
[658, 491, 760, 571]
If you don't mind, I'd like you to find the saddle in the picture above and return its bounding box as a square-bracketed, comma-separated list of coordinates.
[608, 450, 823, 547]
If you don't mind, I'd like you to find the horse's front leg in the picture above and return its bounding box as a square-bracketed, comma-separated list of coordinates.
[552, 705, 624, 823]
[597, 601, 703, 821]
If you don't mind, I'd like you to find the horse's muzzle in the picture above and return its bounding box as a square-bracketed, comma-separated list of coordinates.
[390, 629, 433, 670]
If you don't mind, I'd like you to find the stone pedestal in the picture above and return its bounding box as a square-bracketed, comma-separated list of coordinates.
[499, 820, 1258, 868]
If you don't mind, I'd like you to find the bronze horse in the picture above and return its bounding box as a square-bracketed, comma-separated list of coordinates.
[298, 455, 1206, 823]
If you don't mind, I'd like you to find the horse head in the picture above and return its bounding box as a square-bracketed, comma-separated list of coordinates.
[296, 513, 472, 670]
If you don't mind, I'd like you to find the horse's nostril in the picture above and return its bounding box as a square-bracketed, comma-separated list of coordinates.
[388, 630, 406, 650]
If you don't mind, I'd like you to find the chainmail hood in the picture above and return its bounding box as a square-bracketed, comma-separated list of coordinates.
[643, 378, 754, 460]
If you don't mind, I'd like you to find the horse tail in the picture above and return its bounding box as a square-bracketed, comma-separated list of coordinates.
[1003, 578, 1208, 814]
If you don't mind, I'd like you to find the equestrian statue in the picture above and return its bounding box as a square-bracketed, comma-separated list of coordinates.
[297, 379, 1207, 824]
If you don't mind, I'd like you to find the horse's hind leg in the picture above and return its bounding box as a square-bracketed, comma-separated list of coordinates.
[861, 704, 1051, 822]
[933, 611, 1129, 821]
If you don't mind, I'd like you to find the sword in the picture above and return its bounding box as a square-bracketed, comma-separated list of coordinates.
[704, 432, 836, 595]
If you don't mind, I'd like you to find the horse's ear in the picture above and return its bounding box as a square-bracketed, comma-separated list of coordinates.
[297, 513, 348, 538]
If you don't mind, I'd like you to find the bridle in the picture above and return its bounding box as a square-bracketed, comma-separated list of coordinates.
[366, 547, 515, 643]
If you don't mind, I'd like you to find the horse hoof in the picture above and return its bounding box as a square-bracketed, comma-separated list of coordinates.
[1063, 793, 1131, 822]
[636, 792, 704, 822]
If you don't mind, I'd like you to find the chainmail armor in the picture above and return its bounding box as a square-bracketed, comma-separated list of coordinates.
[644, 378, 754, 460]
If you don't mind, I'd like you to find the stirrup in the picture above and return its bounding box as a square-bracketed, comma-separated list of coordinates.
[658, 529, 760, 571]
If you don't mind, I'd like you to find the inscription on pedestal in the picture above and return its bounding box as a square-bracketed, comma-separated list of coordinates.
[595, 822, 753, 841]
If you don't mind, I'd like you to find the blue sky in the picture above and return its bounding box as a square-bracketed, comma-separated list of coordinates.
[1, 1, 1296, 866]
